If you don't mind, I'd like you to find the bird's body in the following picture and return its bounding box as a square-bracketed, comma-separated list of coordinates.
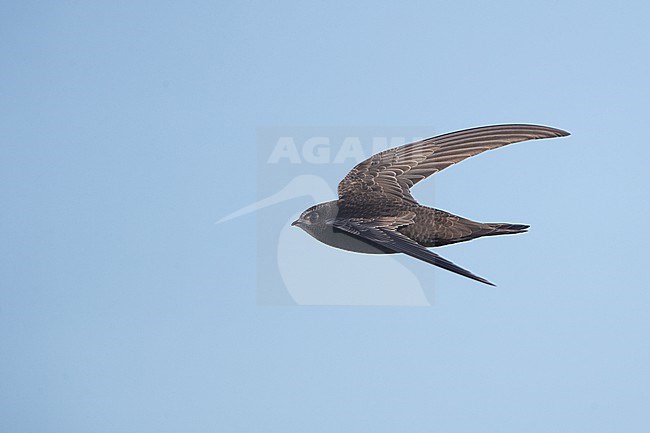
[292, 124, 570, 285]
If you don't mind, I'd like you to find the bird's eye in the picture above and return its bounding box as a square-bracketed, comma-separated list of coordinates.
[306, 211, 320, 223]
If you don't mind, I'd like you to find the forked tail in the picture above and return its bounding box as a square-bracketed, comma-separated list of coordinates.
[486, 223, 530, 235]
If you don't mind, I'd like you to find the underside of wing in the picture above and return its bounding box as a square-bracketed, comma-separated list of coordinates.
[331, 217, 495, 286]
[338, 124, 569, 202]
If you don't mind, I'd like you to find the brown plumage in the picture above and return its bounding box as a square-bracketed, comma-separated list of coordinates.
[292, 124, 570, 285]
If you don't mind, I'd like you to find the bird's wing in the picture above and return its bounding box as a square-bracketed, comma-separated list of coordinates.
[329, 215, 495, 286]
[338, 124, 569, 202]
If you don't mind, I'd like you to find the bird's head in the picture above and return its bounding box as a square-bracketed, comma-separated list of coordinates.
[291, 200, 339, 237]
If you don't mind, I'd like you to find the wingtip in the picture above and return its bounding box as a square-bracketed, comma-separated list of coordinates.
[480, 277, 496, 287]
[534, 124, 570, 138]
[555, 128, 571, 137]
[469, 273, 496, 286]
[511, 124, 571, 138]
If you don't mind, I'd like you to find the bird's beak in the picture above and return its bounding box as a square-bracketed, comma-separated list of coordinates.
[291, 220, 299, 227]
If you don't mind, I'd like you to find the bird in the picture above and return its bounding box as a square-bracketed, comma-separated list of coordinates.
[291, 124, 570, 286]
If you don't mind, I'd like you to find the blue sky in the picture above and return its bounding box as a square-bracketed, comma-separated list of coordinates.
[1, 1, 649, 432]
